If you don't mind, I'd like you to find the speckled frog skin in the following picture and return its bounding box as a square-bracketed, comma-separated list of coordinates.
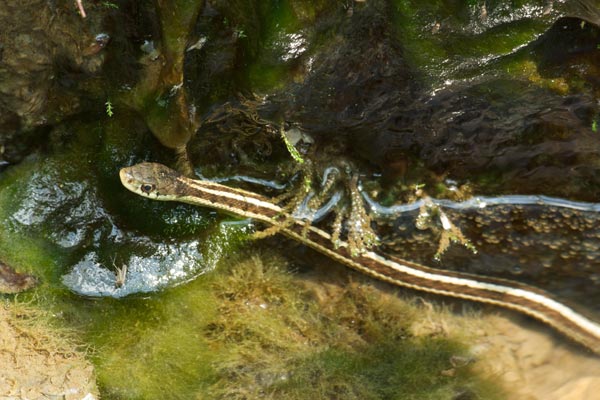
[380, 200, 600, 313]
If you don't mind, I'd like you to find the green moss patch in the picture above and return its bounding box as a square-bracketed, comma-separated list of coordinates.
[204, 251, 502, 400]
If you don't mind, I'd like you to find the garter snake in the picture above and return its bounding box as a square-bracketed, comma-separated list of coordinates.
[120, 162, 600, 354]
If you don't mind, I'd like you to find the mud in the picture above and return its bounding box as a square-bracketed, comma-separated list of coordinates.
[0, 262, 37, 293]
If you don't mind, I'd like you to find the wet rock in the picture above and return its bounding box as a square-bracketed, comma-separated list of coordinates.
[562, 0, 600, 26]
[187, 0, 417, 177]
[132, 0, 203, 161]
[0, 119, 249, 298]
[4, 159, 212, 297]
[528, 16, 600, 91]
[0, 0, 109, 163]
[288, 0, 416, 144]
[185, 0, 344, 112]
[369, 79, 600, 199]
[185, 1, 258, 110]
[252, 2, 600, 198]
[180, 0, 600, 202]
[62, 240, 207, 298]
[257, 1, 600, 200]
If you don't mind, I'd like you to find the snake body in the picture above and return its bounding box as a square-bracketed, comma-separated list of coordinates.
[120, 162, 600, 354]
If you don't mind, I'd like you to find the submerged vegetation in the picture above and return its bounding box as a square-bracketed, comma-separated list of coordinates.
[98, 249, 500, 399]
[1, 0, 600, 398]
[203, 251, 501, 400]
[0, 127, 502, 398]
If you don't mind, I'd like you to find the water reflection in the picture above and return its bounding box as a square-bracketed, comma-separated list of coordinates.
[62, 240, 206, 298]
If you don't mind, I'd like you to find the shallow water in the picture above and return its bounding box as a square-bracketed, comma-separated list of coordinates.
[1, 0, 600, 398]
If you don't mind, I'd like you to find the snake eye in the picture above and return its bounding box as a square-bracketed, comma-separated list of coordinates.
[140, 184, 156, 194]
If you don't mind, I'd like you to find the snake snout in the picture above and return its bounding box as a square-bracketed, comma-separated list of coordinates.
[119, 167, 141, 193]
[119, 167, 133, 184]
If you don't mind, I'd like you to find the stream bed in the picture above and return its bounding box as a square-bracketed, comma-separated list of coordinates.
[1, 0, 600, 399]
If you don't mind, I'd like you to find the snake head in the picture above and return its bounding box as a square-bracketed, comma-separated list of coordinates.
[119, 162, 182, 200]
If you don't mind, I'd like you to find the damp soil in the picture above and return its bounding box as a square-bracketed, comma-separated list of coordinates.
[0, 301, 97, 399]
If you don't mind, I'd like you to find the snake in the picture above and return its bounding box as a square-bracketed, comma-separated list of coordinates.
[120, 162, 600, 354]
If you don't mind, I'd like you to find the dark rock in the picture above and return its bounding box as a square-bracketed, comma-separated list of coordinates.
[0, 0, 109, 163]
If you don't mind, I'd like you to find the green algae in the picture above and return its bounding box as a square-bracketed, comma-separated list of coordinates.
[505, 58, 582, 95]
[156, 0, 203, 56]
[272, 342, 487, 400]
[60, 247, 501, 399]
[0, 121, 238, 397]
[106, 0, 204, 158]
[204, 251, 502, 400]
[84, 281, 218, 399]
[246, 0, 300, 91]
[390, 0, 556, 83]
[0, 148, 504, 398]
[242, 0, 339, 92]
[0, 1, 569, 397]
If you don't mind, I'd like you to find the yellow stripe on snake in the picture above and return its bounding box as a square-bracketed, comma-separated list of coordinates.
[120, 162, 600, 354]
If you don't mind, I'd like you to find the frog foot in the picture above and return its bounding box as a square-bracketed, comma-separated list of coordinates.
[414, 188, 477, 261]
[260, 161, 379, 256]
